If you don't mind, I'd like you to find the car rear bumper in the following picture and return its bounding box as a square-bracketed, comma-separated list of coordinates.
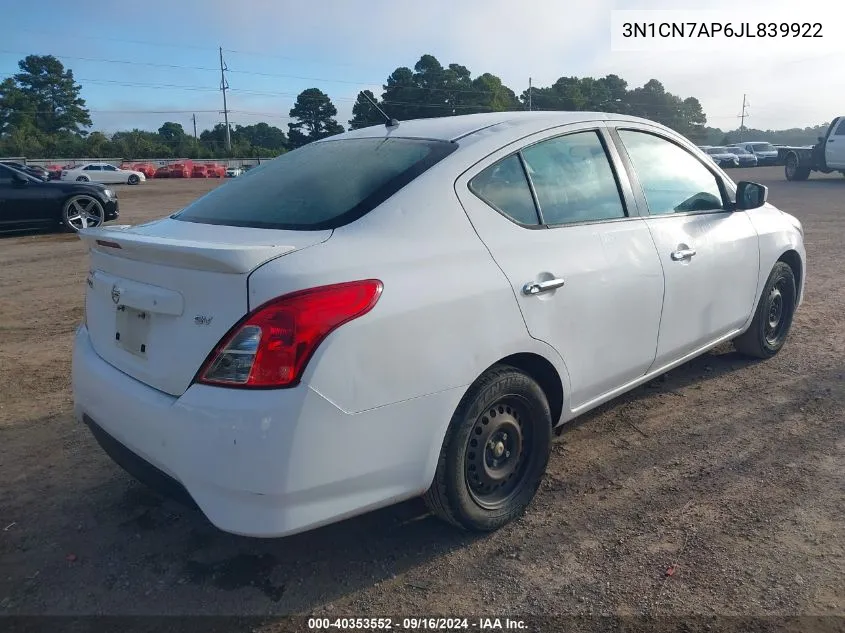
[72, 326, 461, 538]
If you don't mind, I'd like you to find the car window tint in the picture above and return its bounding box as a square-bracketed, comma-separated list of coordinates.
[835, 120, 845, 135]
[84, 165, 101, 171]
[520, 131, 625, 225]
[173, 137, 457, 230]
[104, 165, 117, 171]
[469, 154, 539, 225]
[617, 130, 724, 215]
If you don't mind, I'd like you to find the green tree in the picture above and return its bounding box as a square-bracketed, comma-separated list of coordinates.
[84, 131, 111, 157]
[13, 55, 91, 135]
[348, 90, 386, 129]
[158, 121, 187, 144]
[287, 88, 344, 148]
[236, 122, 287, 151]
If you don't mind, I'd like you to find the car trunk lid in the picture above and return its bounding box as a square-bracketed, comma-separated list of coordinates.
[79, 219, 331, 395]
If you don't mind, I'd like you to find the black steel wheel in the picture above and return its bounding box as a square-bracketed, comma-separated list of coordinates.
[128, 174, 140, 185]
[785, 154, 810, 181]
[424, 365, 552, 532]
[734, 262, 797, 358]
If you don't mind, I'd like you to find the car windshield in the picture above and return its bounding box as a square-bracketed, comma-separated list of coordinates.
[750, 143, 775, 151]
[173, 137, 457, 230]
[730, 147, 749, 154]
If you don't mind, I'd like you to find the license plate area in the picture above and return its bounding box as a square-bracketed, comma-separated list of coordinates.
[115, 305, 150, 357]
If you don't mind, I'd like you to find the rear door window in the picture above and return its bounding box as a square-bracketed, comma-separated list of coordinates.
[469, 154, 540, 225]
[173, 137, 457, 230]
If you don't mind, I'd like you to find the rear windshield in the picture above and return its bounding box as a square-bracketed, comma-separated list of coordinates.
[172, 137, 457, 230]
[750, 143, 775, 151]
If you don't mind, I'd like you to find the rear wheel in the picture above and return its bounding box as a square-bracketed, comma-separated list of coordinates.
[75, 175, 90, 182]
[424, 365, 552, 531]
[785, 154, 810, 181]
[127, 174, 140, 185]
[734, 262, 797, 359]
[62, 195, 104, 232]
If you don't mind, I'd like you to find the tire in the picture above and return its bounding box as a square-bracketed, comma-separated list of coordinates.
[734, 262, 797, 359]
[127, 174, 140, 185]
[424, 365, 552, 532]
[75, 175, 90, 182]
[62, 194, 105, 232]
[785, 154, 810, 181]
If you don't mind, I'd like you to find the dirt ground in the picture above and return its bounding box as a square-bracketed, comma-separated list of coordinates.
[0, 169, 842, 621]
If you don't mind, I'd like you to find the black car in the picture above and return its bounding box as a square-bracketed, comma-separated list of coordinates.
[0, 161, 50, 181]
[0, 163, 119, 233]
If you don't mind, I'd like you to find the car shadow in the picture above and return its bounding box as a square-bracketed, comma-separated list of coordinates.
[2, 342, 768, 616]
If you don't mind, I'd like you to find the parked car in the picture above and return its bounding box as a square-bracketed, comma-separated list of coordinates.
[737, 141, 780, 166]
[205, 164, 226, 178]
[62, 163, 146, 185]
[132, 163, 158, 179]
[1, 161, 49, 181]
[779, 116, 845, 180]
[191, 164, 209, 178]
[726, 146, 759, 167]
[225, 166, 243, 178]
[703, 147, 740, 168]
[0, 163, 119, 233]
[168, 162, 191, 178]
[73, 111, 805, 539]
[45, 165, 64, 180]
[154, 166, 171, 179]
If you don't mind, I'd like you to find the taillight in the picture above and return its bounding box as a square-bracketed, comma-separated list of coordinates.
[196, 280, 383, 388]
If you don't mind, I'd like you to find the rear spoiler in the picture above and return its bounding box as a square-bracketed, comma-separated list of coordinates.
[77, 226, 298, 274]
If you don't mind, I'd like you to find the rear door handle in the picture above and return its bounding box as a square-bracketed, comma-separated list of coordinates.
[670, 248, 697, 261]
[522, 278, 565, 295]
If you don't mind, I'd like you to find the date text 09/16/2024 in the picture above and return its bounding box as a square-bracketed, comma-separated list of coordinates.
[307, 617, 527, 630]
[621, 22, 823, 38]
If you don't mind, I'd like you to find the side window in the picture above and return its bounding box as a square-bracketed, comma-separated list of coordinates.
[834, 120, 845, 136]
[84, 165, 101, 171]
[103, 165, 117, 171]
[520, 131, 626, 225]
[617, 130, 724, 215]
[469, 154, 540, 225]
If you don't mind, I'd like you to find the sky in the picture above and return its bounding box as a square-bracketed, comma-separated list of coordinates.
[2, 0, 842, 136]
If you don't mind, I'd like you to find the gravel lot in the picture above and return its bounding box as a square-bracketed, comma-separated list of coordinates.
[0, 168, 842, 620]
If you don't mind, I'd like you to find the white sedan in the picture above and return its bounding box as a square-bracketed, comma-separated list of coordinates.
[62, 163, 146, 185]
[225, 166, 243, 177]
[72, 112, 805, 538]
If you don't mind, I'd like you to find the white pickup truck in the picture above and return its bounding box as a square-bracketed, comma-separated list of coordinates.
[780, 116, 845, 180]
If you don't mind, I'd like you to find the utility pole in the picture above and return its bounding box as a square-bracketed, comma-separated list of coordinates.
[739, 94, 749, 142]
[219, 46, 231, 153]
[528, 77, 532, 111]
[192, 113, 197, 141]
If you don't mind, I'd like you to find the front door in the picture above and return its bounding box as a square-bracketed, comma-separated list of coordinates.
[455, 125, 665, 410]
[824, 118, 845, 169]
[613, 127, 760, 368]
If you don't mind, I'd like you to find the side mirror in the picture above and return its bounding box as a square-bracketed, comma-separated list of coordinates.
[735, 181, 767, 210]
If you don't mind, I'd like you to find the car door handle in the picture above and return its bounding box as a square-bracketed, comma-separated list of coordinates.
[670, 248, 697, 261]
[522, 278, 565, 295]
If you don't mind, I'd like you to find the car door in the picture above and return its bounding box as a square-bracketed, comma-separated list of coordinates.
[101, 164, 122, 183]
[455, 124, 665, 410]
[611, 126, 760, 369]
[83, 164, 103, 182]
[0, 165, 54, 227]
[824, 118, 845, 169]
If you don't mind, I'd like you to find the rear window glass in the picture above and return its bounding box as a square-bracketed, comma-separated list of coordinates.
[750, 143, 775, 151]
[172, 138, 457, 230]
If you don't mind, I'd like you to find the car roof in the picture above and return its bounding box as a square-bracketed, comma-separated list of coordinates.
[331, 111, 665, 143]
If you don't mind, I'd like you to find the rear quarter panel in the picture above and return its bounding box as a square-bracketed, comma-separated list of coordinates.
[247, 163, 571, 416]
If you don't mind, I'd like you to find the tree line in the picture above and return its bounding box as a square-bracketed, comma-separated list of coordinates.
[0, 53, 827, 159]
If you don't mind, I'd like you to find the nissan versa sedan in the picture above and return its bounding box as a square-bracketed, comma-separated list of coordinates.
[72, 111, 805, 538]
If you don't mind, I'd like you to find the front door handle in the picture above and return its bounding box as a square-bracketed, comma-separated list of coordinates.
[670, 248, 697, 261]
[522, 278, 565, 295]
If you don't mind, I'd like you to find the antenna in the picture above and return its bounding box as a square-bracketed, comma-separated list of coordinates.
[360, 91, 399, 128]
